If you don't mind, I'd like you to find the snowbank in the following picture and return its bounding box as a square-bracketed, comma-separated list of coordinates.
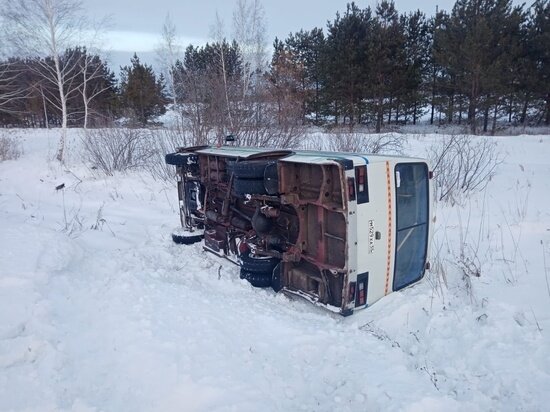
[0, 129, 548, 411]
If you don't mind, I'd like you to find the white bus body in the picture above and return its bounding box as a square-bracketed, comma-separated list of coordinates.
[166, 145, 432, 316]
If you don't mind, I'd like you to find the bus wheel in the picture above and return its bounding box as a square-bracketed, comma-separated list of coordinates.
[240, 253, 280, 273]
[239, 270, 272, 288]
[171, 231, 203, 245]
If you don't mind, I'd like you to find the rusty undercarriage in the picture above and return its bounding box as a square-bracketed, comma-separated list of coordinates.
[166, 146, 352, 311]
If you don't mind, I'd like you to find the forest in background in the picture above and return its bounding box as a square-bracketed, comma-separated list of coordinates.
[0, 0, 549, 139]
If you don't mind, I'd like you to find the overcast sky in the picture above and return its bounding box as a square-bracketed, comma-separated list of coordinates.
[84, 0, 460, 68]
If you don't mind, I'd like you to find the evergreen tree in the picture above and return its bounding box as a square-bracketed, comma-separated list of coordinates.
[323, 2, 370, 126]
[283, 28, 325, 123]
[514, 9, 538, 125]
[482, 2, 524, 133]
[436, 0, 524, 133]
[119, 54, 167, 125]
[400, 10, 431, 124]
[527, 0, 550, 125]
[268, 38, 304, 128]
[368, 1, 406, 132]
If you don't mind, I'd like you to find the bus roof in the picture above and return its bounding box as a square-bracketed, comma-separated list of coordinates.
[185, 145, 425, 167]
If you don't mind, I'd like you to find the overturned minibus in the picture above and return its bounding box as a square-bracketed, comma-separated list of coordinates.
[165, 144, 432, 316]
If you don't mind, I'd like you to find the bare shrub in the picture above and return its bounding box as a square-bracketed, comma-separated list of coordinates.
[455, 245, 482, 303]
[427, 219, 482, 308]
[81, 128, 155, 175]
[219, 85, 307, 149]
[144, 120, 305, 184]
[0, 132, 22, 161]
[425, 237, 449, 308]
[234, 120, 305, 149]
[146, 126, 196, 182]
[314, 130, 406, 154]
[428, 135, 503, 205]
[427, 231, 481, 307]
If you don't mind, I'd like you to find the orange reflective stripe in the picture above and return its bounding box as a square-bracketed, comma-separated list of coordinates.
[384, 161, 393, 295]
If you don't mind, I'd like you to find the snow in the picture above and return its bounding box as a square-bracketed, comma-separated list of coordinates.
[1, 129, 549, 411]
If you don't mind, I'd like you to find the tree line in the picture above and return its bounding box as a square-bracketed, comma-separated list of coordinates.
[0, 0, 549, 139]
[274, 0, 549, 133]
[0, 51, 167, 128]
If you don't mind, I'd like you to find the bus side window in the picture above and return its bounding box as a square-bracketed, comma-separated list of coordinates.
[355, 166, 369, 204]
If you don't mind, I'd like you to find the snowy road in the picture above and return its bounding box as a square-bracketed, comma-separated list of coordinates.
[1, 130, 549, 411]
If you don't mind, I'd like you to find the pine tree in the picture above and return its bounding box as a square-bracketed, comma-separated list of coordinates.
[119, 54, 167, 125]
[323, 2, 370, 126]
[527, 0, 550, 125]
[400, 10, 431, 125]
[268, 38, 304, 129]
[368, 1, 406, 132]
[436, 0, 524, 133]
[284, 28, 325, 123]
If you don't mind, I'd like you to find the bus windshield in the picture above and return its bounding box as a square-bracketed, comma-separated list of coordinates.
[393, 163, 429, 291]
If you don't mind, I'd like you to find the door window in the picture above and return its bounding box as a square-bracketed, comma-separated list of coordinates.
[393, 163, 429, 291]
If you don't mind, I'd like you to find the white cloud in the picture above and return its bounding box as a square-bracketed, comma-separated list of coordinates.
[105, 30, 205, 52]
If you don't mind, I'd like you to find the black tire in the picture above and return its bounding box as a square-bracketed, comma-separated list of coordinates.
[233, 177, 267, 196]
[240, 253, 280, 273]
[232, 160, 274, 179]
[165, 153, 189, 166]
[240, 270, 272, 288]
[172, 232, 203, 245]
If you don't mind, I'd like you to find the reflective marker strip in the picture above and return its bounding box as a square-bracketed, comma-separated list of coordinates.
[384, 161, 392, 295]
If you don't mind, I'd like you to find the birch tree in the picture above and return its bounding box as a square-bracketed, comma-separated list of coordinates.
[0, 62, 27, 114]
[232, 0, 268, 144]
[0, 0, 92, 161]
[232, 0, 268, 97]
[156, 14, 181, 107]
[210, 12, 235, 133]
[77, 48, 113, 129]
[0, 20, 27, 114]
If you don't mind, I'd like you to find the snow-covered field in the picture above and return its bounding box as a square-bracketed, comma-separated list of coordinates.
[0, 129, 549, 412]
